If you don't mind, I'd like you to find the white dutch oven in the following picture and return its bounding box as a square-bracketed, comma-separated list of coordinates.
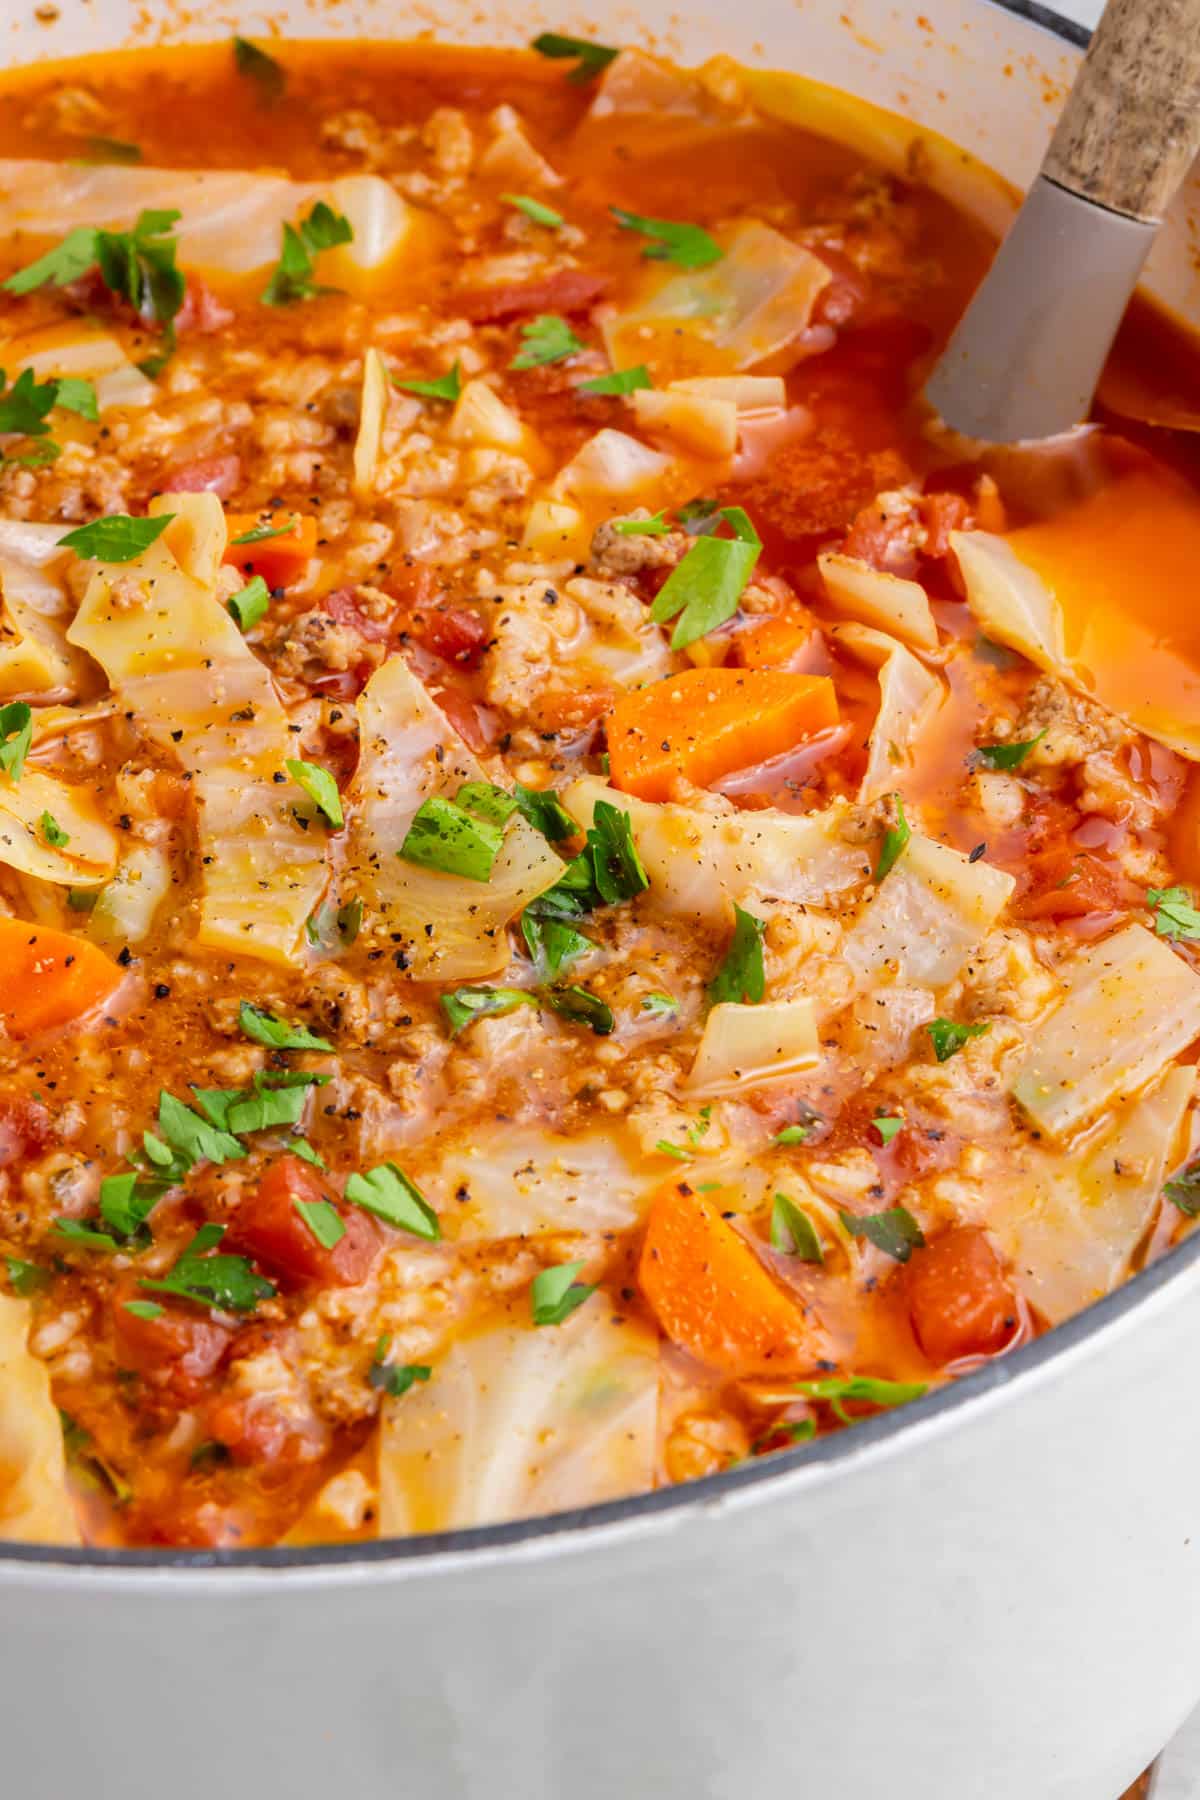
[2, 4, 1197, 1796]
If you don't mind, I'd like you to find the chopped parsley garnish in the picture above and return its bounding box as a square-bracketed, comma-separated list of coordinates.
[770, 1194, 824, 1262]
[530, 31, 619, 82]
[369, 1350, 432, 1398]
[306, 896, 363, 950]
[58, 512, 174, 564]
[753, 1417, 817, 1452]
[0, 702, 33, 780]
[774, 1123, 813, 1145]
[262, 201, 353, 306]
[610, 206, 724, 268]
[510, 314, 585, 370]
[123, 1299, 164, 1322]
[648, 507, 761, 649]
[141, 1222, 276, 1313]
[577, 365, 653, 397]
[398, 793, 504, 883]
[1147, 886, 1200, 942]
[157, 1091, 246, 1166]
[1165, 1160, 1200, 1215]
[456, 780, 519, 827]
[227, 575, 270, 630]
[503, 194, 564, 229]
[975, 731, 1046, 771]
[543, 984, 614, 1035]
[587, 799, 650, 904]
[232, 33, 286, 100]
[872, 1113, 903, 1146]
[293, 1197, 345, 1250]
[513, 782, 576, 842]
[38, 811, 69, 848]
[613, 509, 670, 535]
[641, 992, 678, 1016]
[238, 1001, 333, 1052]
[655, 1139, 692, 1161]
[393, 360, 463, 403]
[59, 1409, 131, 1504]
[531, 1259, 596, 1325]
[4, 211, 185, 360]
[286, 758, 344, 829]
[839, 1205, 925, 1263]
[52, 378, 100, 422]
[218, 1071, 323, 1136]
[98, 1169, 158, 1242]
[0, 368, 58, 437]
[344, 1162, 440, 1239]
[3, 227, 105, 295]
[5, 1256, 51, 1296]
[288, 1138, 327, 1169]
[926, 1017, 991, 1063]
[706, 904, 766, 1006]
[678, 497, 722, 532]
[873, 796, 911, 883]
[51, 1218, 121, 1253]
[521, 913, 592, 980]
[441, 986, 538, 1036]
[794, 1373, 928, 1424]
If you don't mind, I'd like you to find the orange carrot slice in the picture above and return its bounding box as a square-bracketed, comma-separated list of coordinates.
[0, 919, 123, 1039]
[734, 616, 814, 670]
[607, 667, 837, 802]
[223, 512, 318, 587]
[639, 1178, 817, 1376]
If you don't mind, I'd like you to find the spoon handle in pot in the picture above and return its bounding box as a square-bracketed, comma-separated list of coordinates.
[1042, 0, 1200, 221]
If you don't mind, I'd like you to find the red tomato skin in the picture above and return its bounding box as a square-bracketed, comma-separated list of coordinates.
[457, 270, 607, 322]
[162, 454, 242, 498]
[224, 1155, 381, 1290]
[904, 1228, 1017, 1365]
[325, 586, 396, 644]
[0, 1095, 52, 1167]
[410, 604, 490, 667]
[111, 1280, 233, 1402]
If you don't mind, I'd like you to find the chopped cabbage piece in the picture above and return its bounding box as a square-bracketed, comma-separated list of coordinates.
[352, 347, 390, 498]
[818, 552, 938, 652]
[378, 1295, 659, 1532]
[562, 776, 865, 926]
[0, 763, 118, 890]
[844, 833, 1015, 988]
[88, 838, 173, 947]
[427, 1125, 659, 1238]
[631, 389, 738, 459]
[0, 319, 155, 413]
[686, 998, 820, 1095]
[346, 654, 562, 980]
[0, 1294, 79, 1544]
[1012, 923, 1200, 1139]
[66, 493, 327, 964]
[552, 428, 672, 502]
[831, 622, 943, 805]
[0, 519, 91, 698]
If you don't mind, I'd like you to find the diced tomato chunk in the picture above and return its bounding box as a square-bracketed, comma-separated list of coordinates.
[224, 1155, 381, 1290]
[457, 270, 607, 323]
[918, 491, 974, 557]
[163, 453, 242, 498]
[175, 278, 235, 335]
[325, 586, 396, 644]
[1017, 848, 1124, 921]
[904, 1227, 1017, 1365]
[409, 603, 490, 667]
[112, 1278, 233, 1402]
[204, 1393, 323, 1467]
[431, 683, 497, 752]
[0, 1095, 52, 1168]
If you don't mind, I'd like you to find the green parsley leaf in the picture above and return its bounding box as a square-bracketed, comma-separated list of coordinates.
[610, 206, 723, 269]
[224, 1073, 319, 1136]
[872, 1114, 903, 1146]
[528, 850, 596, 920]
[229, 514, 299, 546]
[369, 1355, 432, 1398]
[2, 226, 102, 295]
[228, 575, 270, 631]
[80, 136, 143, 165]
[98, 1170, 156, 1241]
[774, 1124, 813, 1145]
[261, 203, 353, 306]
[305, 896, 362, 951]
[613, 509, 669, 535]
[794, 1373, 927, 1425]
[440, 986, 538, 1036]
[839, 1205, 925, 1263]
[288, 1137, 327, 1169]
[232, 33, 286, 100]
[344, 1162, 440, 1239]
[141, 1222, 276, 1313]
[588, 798, 650, 904]
[293, 1197, 345, 1250]
[648, 508, 761, 649]
[52, 377, 99, 422]
[873, 796, 911, 883]
[456, 780, 520, 827]
[521, 912, 592, 980]
[707, 903, 766, 1006]
[58, 512, 174, 564]
[543, 984, 614, 1035]
[398, 794, 503, 883]
[38, 810, 69, 848]
[770, 1193, 824, 1262]
[1147, 886, 1200, 942]
[59, 1409, 131, 1503]
[655, 1139, 692, 1161]
[641, 992, 678, 1016]
[3, 439, 61, 469]
[93, 209, 186, 340]
[157, 1091, 247, 1166]
[513, 782, 576, 842]
[975, 731, 1046, 771]
[678, 497, 721, 533]
[5, 1256, 51, 1296]
[0, 368, 59, 437]
[0, 702, 32, 781]
[530, 31, 619, 82]
[1165, 1160, 1200, 1215]
[531, 1258, 596, 1325]
[753, 1417, 817, 1452]
[50, 1218, 121, 1253]
[577, 365, 653, 398]
[510, 314, 585, 370]
[286, 757, 344, 829]
[393, 360, 463, 403]
[503, 193, 565, 229]
[238, 1001, 333, 1052]
[926, 1018, 991, 1062]
[123, 1299, 164, 1321]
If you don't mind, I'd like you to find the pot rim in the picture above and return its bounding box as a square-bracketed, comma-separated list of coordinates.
[8, 0, 1164, 1581]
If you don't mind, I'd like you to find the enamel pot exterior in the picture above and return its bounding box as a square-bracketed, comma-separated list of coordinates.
[3, 4, 1200, 1797]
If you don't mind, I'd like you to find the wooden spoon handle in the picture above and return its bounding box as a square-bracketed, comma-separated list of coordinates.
[1042, 0, 1200, 221]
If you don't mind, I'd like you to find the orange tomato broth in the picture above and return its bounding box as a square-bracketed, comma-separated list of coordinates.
[0, 39, 1199, 1549]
